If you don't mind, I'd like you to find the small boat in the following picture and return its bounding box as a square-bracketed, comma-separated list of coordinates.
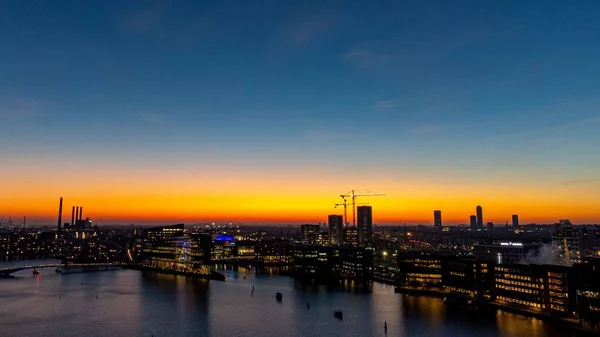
[33, 269, 40, 275]
[334, 309, 343, 319]
[276, 292, 282, 301]
[55, 267, 62, 273]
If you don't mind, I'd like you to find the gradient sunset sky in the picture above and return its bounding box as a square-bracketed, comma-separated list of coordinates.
[1, 1, 599, 225]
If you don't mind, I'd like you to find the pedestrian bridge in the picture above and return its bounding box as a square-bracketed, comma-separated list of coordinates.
[0, 263, 127, 276]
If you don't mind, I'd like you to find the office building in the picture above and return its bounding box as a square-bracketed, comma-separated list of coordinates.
[512, 214, 519, 228]
[300, 224, 320, 245]
[494, 263, 573, 315]
[328, 215, 344, 245]
[357, 206, 373, 245]
[470, 215, 477, 229]
[551, 224, 600, 264]
[397, 252, 443, 288]
[293, 245, 373, 281]
[343, 227, 358, 247]
[434, 210, 442, 229]
[254, 239, 293, 264]
[212, 234, 236, 260]
[476, 205, 483, 228]
[141, 224, 212, 274]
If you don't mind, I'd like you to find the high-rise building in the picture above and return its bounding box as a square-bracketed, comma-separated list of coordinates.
[328, 215, 344, 245]
[357, 206, 373, 245]
[512, 214, 519, 228]
[470, 215, 477, 229]
[476, 205, 483, 228]
[434, 210, 442, 229]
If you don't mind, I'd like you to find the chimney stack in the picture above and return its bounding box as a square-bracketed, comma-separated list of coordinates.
[79, 207, 83, 221]
[71, 206, 75, 228]
[75, 207, 79, 225]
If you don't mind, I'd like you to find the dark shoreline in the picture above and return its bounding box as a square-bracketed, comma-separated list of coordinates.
[126, 265, 226, 281]
[392, 286, 599, 335]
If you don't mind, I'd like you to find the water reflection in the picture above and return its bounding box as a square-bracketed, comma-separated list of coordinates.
[0, 261, 592, 337]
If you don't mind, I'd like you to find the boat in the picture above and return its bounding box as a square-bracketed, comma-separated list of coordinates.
[276, 292, 282, 301]
[33, 269, 40, 275]
[55, 267, 62, 273]
[334, 309, 343, 319]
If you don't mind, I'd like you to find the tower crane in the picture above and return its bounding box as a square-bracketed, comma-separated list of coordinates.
[334, 199, 370, 227]
[340, 190, 386, 227]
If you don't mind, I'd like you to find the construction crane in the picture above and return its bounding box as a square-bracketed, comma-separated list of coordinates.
[340, 190, 386, 227]
[335, 199, 370, 227]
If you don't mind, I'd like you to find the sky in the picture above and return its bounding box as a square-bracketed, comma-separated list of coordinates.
[1, 0, 599, 225]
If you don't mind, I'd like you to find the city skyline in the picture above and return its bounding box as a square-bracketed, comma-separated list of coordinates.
[2, 1, 599, 225]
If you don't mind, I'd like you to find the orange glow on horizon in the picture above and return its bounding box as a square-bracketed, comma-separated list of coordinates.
[2, 165, 599, 225]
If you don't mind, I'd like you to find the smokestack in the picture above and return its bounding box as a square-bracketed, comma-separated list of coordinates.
[71, 206, 75, 228]
[79, 207, 83, 221]
[57, 197, 63, 231]
[75, 207, 79, 225]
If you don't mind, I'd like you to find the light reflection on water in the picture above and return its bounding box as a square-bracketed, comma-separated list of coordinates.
[0, 261, 587, 337]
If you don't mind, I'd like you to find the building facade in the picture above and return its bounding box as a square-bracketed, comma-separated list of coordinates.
[328, 215, 344, 245]
[357, 206, 373, 245]
[434, 210, 442, 229]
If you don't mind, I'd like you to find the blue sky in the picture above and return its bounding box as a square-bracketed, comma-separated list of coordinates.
[1, 1, 600, 223]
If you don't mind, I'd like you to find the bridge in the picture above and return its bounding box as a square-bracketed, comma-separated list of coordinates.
[0, 263, 127, 276]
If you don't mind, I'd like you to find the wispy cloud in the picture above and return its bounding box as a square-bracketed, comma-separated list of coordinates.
[372, 100, 396, 109]
[344, 45, 391, 69]
[563, 178, 600, 185]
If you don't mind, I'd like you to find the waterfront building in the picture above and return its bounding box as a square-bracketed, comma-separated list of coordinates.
[141, 224, 212, 274]
[476, 205, 483, 228]
[443, 257, 493, 300]
[494, 263, 573, 316]
[328, 215, 344, 245]
[293, 245, 373, 281]
[357, 206, 373, 245]
[574, 260, 600, 332]
[293, 245, 330, 277]
[434, 210, 442, 229]
[396, 252, 443, 288]
[254, 239, 293, 265]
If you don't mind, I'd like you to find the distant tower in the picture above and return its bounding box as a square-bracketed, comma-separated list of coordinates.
[57, 197, 63, 231]
[434, 210, 442, 229]
[328, 215, 344, 245]
[470, 215, 477, 229]
[512, 214, 519, 228]
[357, 206, 373, 245]
[476, 205, 483, 228]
